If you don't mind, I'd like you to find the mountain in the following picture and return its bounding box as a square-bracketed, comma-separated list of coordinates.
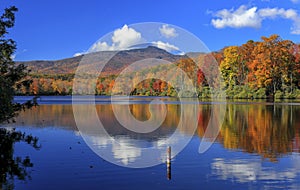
[17, 46, 185, 76]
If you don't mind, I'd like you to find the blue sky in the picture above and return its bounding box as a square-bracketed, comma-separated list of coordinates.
[1, 0, 300, 61]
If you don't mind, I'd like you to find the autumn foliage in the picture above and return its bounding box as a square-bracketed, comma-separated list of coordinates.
[21, 35, 300, 99]
[219, 35, 300, 99]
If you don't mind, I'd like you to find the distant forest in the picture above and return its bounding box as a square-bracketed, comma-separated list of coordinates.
[16, 34, 300, 99]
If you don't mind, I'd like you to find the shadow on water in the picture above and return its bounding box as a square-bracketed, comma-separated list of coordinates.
[0, 128, 40, 190]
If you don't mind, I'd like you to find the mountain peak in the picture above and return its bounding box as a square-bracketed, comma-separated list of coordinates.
[127, 45, 169, 54]
[145, 46, 164, 51]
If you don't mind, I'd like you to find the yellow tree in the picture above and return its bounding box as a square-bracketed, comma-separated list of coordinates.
[220, 46, 241, 88]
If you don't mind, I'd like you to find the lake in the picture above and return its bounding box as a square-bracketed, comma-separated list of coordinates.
[1, 96, 300, 190]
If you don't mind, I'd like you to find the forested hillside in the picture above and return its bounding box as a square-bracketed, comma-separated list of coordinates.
[17, 35, 300, 99]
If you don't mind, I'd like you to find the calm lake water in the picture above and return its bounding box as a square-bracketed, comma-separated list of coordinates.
[1, 96, 300, 190]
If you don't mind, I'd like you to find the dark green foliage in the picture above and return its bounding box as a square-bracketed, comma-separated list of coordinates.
[0, 8, 40, 189]
[0, 128, 40, 189]
[0, 6, 35, 122]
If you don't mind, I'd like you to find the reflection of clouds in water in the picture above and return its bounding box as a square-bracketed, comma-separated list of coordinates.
[155, 135, 186, 159]
[90, 135, 141, 165]
[90, 135, 113, 147]
[212, 158, 260, 182]
[112, 138, 142, 165]
[212, 156, 300, 188]
[156, 137, 178, 147]
[88, 135, 177, 165]
[86, 133, 186, 166]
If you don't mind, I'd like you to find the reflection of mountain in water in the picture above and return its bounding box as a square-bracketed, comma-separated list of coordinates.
[6, 101, 300, 162]
[11, 104, 179, 140]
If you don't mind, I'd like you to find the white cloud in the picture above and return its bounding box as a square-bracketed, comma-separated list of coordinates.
[258, 8, 298, 19]
[211, 6, 261, 29]
[291, 0, 299, 3]
[211, 5, 300, 34]
[258, 8, 300, 34]
[78, 25, 182, 55]
[90, 41, 114, 52]
[73, 52, 84, 57]
[90, 24, 142, 52]
[159, 24, 178, 38]
[111, 25, 142, 49]
[151, 41, 179, 52]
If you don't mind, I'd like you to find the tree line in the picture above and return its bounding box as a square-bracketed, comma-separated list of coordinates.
[22, 35, 300, 99]
[219, 34, 300, 99]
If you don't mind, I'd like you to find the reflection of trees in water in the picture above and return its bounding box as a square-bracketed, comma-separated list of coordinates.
[10, 103, 300, 161]
[0, 128, 40, 190]
[215, 104, 300, 162]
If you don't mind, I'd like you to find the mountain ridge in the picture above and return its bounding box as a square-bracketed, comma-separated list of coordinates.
[17, 46, 188, 76]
